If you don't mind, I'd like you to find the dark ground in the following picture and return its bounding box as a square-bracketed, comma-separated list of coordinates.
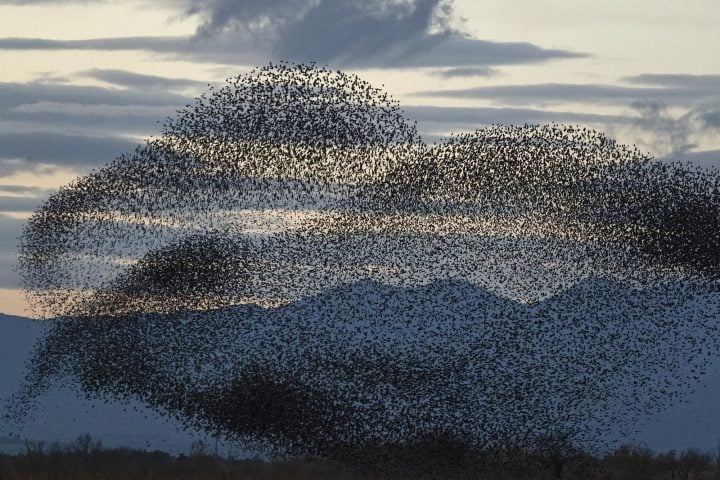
[2, 434, 719, 480]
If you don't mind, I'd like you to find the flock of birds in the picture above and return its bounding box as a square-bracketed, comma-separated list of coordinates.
[9, 63, 720, 463]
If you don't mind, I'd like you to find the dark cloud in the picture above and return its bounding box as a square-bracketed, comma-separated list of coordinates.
[0, 185, 55, 196]
[270, 0, 450, 65]
[0, 81, 189, 108]
[0, 36, 184, 52]
[396, 37, 583, 68]
[412, 71, 720, 108]
[0, 0, 105, 3]
[181, 0, 319, 39]
[0, 196, 47, 212]
[624, 74, 720, 90]
[434, 66, 498, 78]
[2, 106, 175, 137]
[628, 100, 696, 154]
[0, 33, 583, 67]
[0, 159, 56, 176]
[0, 1, 585, 68]
[0, 131, 138, 169]
[79, 69, 208, 91]
[0, 264, 20, 289]
[386, 38, 581, 67]
[623, 102, 720, 156]
[174, 0, 584, 66]
[0, 215, 28, 289]
[0, 81, 190, 154]
[658, 149, 720, 169]
[702, 110, 720, 128]
[0, 35, 266, 63]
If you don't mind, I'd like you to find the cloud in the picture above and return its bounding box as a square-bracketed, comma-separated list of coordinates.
[0, 33, 583, 67]
[0, 184, 55, 196]
[702, 110, 720, 128]
[658, 149, 720, 169]
[628, 101, 696, 154]
[433, 66, 498, 78]
[0, 183, 48, 196]
[376, 37, 582, 68]
[624, 74, 720, 90]
[11, 101, 175, 117]
[0, 0, 106, 3]
[0, 131, 139, 170]
[0, 35, 268, 63]
[269, 0, 450, 65]
[403, 105, 631, 128]
[257, 0, 584, 67]
[0, 0, 585, 68]
[409, 73, 720, 155]
[0, 81, 189, 108]
[411, 71, 720, 109]
[403, 104, 702, 156]
[181, 0, 322, 39]
[0, 35, 185, 51]
[0, 195, 47, 212]
[0, 214, 29, 289]
[617, 102, 720, 156]
[0, 80, 191, 153]
[411, 83, 718, 106]
[79, 69, 208, 91]
[3, 103, 177, 138]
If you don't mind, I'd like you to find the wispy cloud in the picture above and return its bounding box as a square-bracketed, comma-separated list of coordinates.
[0, 184, 56, 196]
[0, 81, 189, 108]
[0, 35, 188, 51]
[411, 83, 719, 106]
[403, 104, 632, 130]
[433, 66, 498, 78]
[624, 74, 720, 90]
[79, 69, 208, 91]
[0, 0, 108, 3]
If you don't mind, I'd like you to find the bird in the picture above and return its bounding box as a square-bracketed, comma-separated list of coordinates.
[10, 62, 720, 470]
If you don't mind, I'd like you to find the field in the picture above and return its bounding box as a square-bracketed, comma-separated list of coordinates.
[1, 435, 719, 480]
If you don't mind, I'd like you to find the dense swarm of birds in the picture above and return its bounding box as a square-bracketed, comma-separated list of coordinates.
[10, 63, 720, 463]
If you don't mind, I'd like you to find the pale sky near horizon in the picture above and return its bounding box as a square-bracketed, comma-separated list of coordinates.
[0, 0, 719, 316]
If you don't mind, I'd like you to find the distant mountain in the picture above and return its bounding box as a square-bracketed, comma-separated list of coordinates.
[3, 277, 720, 453]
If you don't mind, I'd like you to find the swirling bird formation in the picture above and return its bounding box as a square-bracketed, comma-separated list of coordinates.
[12, 63, 720, 462]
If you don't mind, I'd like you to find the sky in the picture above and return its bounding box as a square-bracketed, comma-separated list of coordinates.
[0, 0, 719, 316]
